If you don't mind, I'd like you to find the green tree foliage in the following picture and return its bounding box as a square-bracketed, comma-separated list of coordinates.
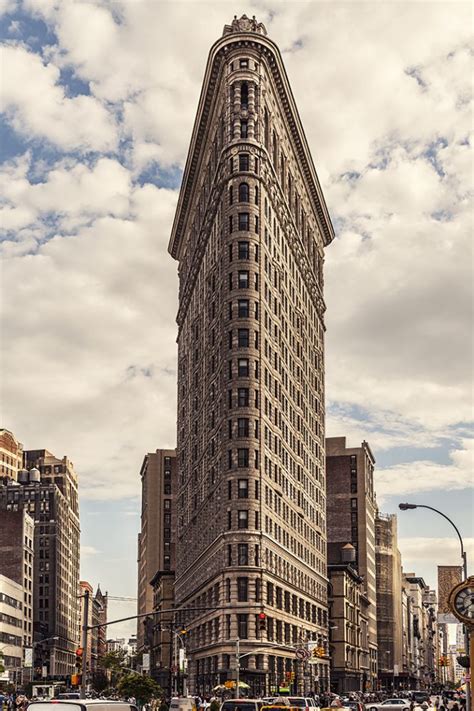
[117, 673, 162, 704]
[98, 650, 128, 686]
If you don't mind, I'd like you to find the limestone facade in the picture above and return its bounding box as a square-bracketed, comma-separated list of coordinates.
[169, 15, 334, 695]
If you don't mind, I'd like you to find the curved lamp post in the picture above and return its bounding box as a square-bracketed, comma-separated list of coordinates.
[398, 503, 470, 711]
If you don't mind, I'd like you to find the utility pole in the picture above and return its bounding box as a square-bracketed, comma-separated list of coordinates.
[80, 589, 90, 698]
[235, 639, 240, 700]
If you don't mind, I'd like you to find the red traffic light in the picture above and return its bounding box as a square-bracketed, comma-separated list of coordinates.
[76, 647, 83, 656]
[258, 613, 266, 620]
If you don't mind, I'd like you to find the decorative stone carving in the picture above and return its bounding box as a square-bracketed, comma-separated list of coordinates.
[223, 14, 268, 37]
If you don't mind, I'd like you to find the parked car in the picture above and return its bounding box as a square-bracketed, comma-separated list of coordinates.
[342, 701, 366, 711]
[57, 696, 81, 701]
[367, 700, 410, 711]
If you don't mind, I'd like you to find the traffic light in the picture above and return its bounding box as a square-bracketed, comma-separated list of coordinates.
[258, 612, 266, 631]
[74, 647, 83, 685]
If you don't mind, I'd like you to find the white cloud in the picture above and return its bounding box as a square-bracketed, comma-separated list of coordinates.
[376, 439, 474, 501]
[81, 544, 100, 558]
[1, 44, 117, 152]
[399, 537, 474, 571]
[1, 0, 473, 512]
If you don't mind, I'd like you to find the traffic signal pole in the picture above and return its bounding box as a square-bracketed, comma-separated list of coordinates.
[80, 589, 90, 698]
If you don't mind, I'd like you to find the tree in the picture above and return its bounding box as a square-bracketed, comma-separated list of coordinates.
[98, 650, 128, 687]
[117, 673, 162, 704]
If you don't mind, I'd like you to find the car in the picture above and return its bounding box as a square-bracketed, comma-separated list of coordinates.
[343, 701, 366, 711]
[410, 695, 429, 705]
[57, 696, 81, 701]
[284, 698, 320, 711]
[170, 699, 197, 711]
[28, 701, 137, 711]
[367, 701, 410, 711]
[220, 701, 264, 711]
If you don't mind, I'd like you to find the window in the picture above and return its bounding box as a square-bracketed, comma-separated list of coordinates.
[238, 213, 249, 231]
[238, 388, 249, 406]
[239, 154, 249, 171]
[227, 544, 233, 566]
[227, 510, 232, 529]
[240, 120, 248, 138]
[351, 498, 357, 509]
[240, 58, 249, 69]
[238, 510, 248, 529]
[238, 479, 249, 498]
[241, 82, 248, 109]
[238, 329, 249, 347]
[267, 582, 274, 605]
[164, 499, 171, 510]
[238, 543, 249, 565]
[238, 358, 249, 376]
[238, 270, 249, 288]
[229, 215, 233, 232]
[238, 418, 249, 437]
[238, 448, 249, 467]
[237, 614, 248, 638]
[230, 157, 234, 173]
[237, 577, 248, 602]
[226, 578, 231, 602]
[238, 241, 249, 259]
[229, 185, 234, 205]
[238, 299, 249, 317]
[255, 578, 261, 602]
[239, 183, 249, 202]
[255, 186, 259, 204]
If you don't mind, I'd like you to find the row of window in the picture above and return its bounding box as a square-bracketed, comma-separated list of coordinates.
[227, 478, 258, 499]
[227, 418, 259, 438]
[228, 270, 258, 290]
[230, 153, 257, 173]
[228, 328, 258, 349]
[228, 357, 259, 379]
[229, 213, 259, 233]
[227, 448, 259, 468]
[229, 240, 258, 262]
[229, 183, 258, 205]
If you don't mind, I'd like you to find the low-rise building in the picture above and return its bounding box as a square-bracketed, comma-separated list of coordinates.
[0, 574, 24, 685]
[375, 513, 403, 690]
[328, 544, 370, 693]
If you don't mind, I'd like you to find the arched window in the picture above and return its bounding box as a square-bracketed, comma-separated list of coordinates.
[239, 183, 249, 202]
[241, 82, 248, 110]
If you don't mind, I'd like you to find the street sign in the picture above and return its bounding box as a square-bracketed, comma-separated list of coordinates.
[296, 648, 309, 660]
[142, 653, 150, 671]
[24, 647, 33, 668]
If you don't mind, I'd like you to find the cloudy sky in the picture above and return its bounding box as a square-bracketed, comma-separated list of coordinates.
[1, 0, 472, 638]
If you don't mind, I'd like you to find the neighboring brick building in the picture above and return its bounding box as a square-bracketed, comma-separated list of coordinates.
[137, 449, 177, 651]
[169, 14, 334, 696]
[326, 437, 378, 688]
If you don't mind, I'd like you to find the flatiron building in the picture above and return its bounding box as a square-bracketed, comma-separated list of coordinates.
[169, 15, 334, 695]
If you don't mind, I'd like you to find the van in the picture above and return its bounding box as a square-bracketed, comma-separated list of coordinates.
[28, 701, 137, 711]
[170, 698, 197, 711]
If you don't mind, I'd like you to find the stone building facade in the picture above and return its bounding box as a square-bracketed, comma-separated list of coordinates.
[326, 437, 378, 688]
[0, 429, 23, 483]
[0, 509, 34, 654]
[375, 513, 403, 690]
[0, 574, 24, 685]
[137, 450, 177, 650]
[0, 448, 80, 679]
[328, 544, 370, 693]
[169, 15, 334, 696]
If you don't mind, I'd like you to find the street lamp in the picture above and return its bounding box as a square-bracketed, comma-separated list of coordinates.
[398, 502, 470, 710]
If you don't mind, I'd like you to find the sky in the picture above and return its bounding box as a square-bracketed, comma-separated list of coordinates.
[1, 0, 473, 639]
